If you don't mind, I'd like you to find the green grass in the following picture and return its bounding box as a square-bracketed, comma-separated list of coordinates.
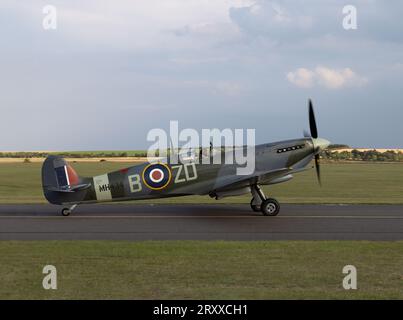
[0, 162, 402, 204]
[0, 241, 402, 299]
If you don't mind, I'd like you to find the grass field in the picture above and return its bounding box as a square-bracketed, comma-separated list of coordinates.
[1, 241, 402, 299]
[0, 162, 402, 204]
[1, 163, 402, 300]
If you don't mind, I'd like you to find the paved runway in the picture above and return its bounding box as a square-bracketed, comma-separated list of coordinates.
[0, 204, 402, 240]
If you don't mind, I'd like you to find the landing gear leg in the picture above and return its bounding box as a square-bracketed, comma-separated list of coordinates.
[61, 204, 77, 217]
[250, 184, 265, 212]
[250, 198, 261, 212]
[250, 185, 280, 216]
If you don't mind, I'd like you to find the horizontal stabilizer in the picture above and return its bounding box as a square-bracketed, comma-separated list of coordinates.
[47, 183, 91, 193]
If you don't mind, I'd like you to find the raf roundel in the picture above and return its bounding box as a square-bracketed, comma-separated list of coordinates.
[142, 163, 172, 190]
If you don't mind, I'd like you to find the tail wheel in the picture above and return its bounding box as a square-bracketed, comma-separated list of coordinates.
[261, 198, 280, 216]
[250, 198, 261, 212]
[61, 208, 71, 216]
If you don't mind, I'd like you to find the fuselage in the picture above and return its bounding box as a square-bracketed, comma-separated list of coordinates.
[43, 137, 327, 206]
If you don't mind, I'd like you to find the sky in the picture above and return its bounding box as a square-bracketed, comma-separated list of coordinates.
[0, 0, 402, 150]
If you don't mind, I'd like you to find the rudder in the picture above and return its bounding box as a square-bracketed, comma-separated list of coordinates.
[42, 155, 86, 204]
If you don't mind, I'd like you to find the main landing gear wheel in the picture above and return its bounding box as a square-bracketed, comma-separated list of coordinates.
[250, 198, 261, 212]
[261, 198, 280, 216]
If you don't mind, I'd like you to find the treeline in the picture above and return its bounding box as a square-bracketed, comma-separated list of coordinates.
[0, 151, 149, 158]
[323, 149, 403, 162]
[0, 152, 51, 158]
[1, 149, 403, 162]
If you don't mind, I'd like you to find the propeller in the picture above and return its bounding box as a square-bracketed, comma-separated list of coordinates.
[314, 153, 321, 186]
[309, 99, 318, 139]
[307, 99, 321, 186]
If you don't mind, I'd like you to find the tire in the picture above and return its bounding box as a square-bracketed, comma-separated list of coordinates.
[61, 208, 71, 216]
[261, 198, 280, 216]
[250, 198, 261, 212]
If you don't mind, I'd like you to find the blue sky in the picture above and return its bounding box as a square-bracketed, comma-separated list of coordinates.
[1, 0, 402, 150]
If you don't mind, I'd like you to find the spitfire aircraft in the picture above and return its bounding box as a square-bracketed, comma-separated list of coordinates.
[42, 100, 330, 216]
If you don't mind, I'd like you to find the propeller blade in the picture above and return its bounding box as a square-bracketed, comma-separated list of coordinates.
[309, 99, 318, 139]
[315, 154, 321, 186]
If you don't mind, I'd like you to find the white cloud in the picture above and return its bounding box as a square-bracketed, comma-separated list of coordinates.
[58, 0, 252, 50]
[287, 66, 368, 89]
[230, 0, 403, 44]
[229, 0, 314, 39]
[286, 68, 315, 88]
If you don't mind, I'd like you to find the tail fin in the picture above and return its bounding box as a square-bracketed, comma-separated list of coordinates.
[42, 155, 90, 204]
